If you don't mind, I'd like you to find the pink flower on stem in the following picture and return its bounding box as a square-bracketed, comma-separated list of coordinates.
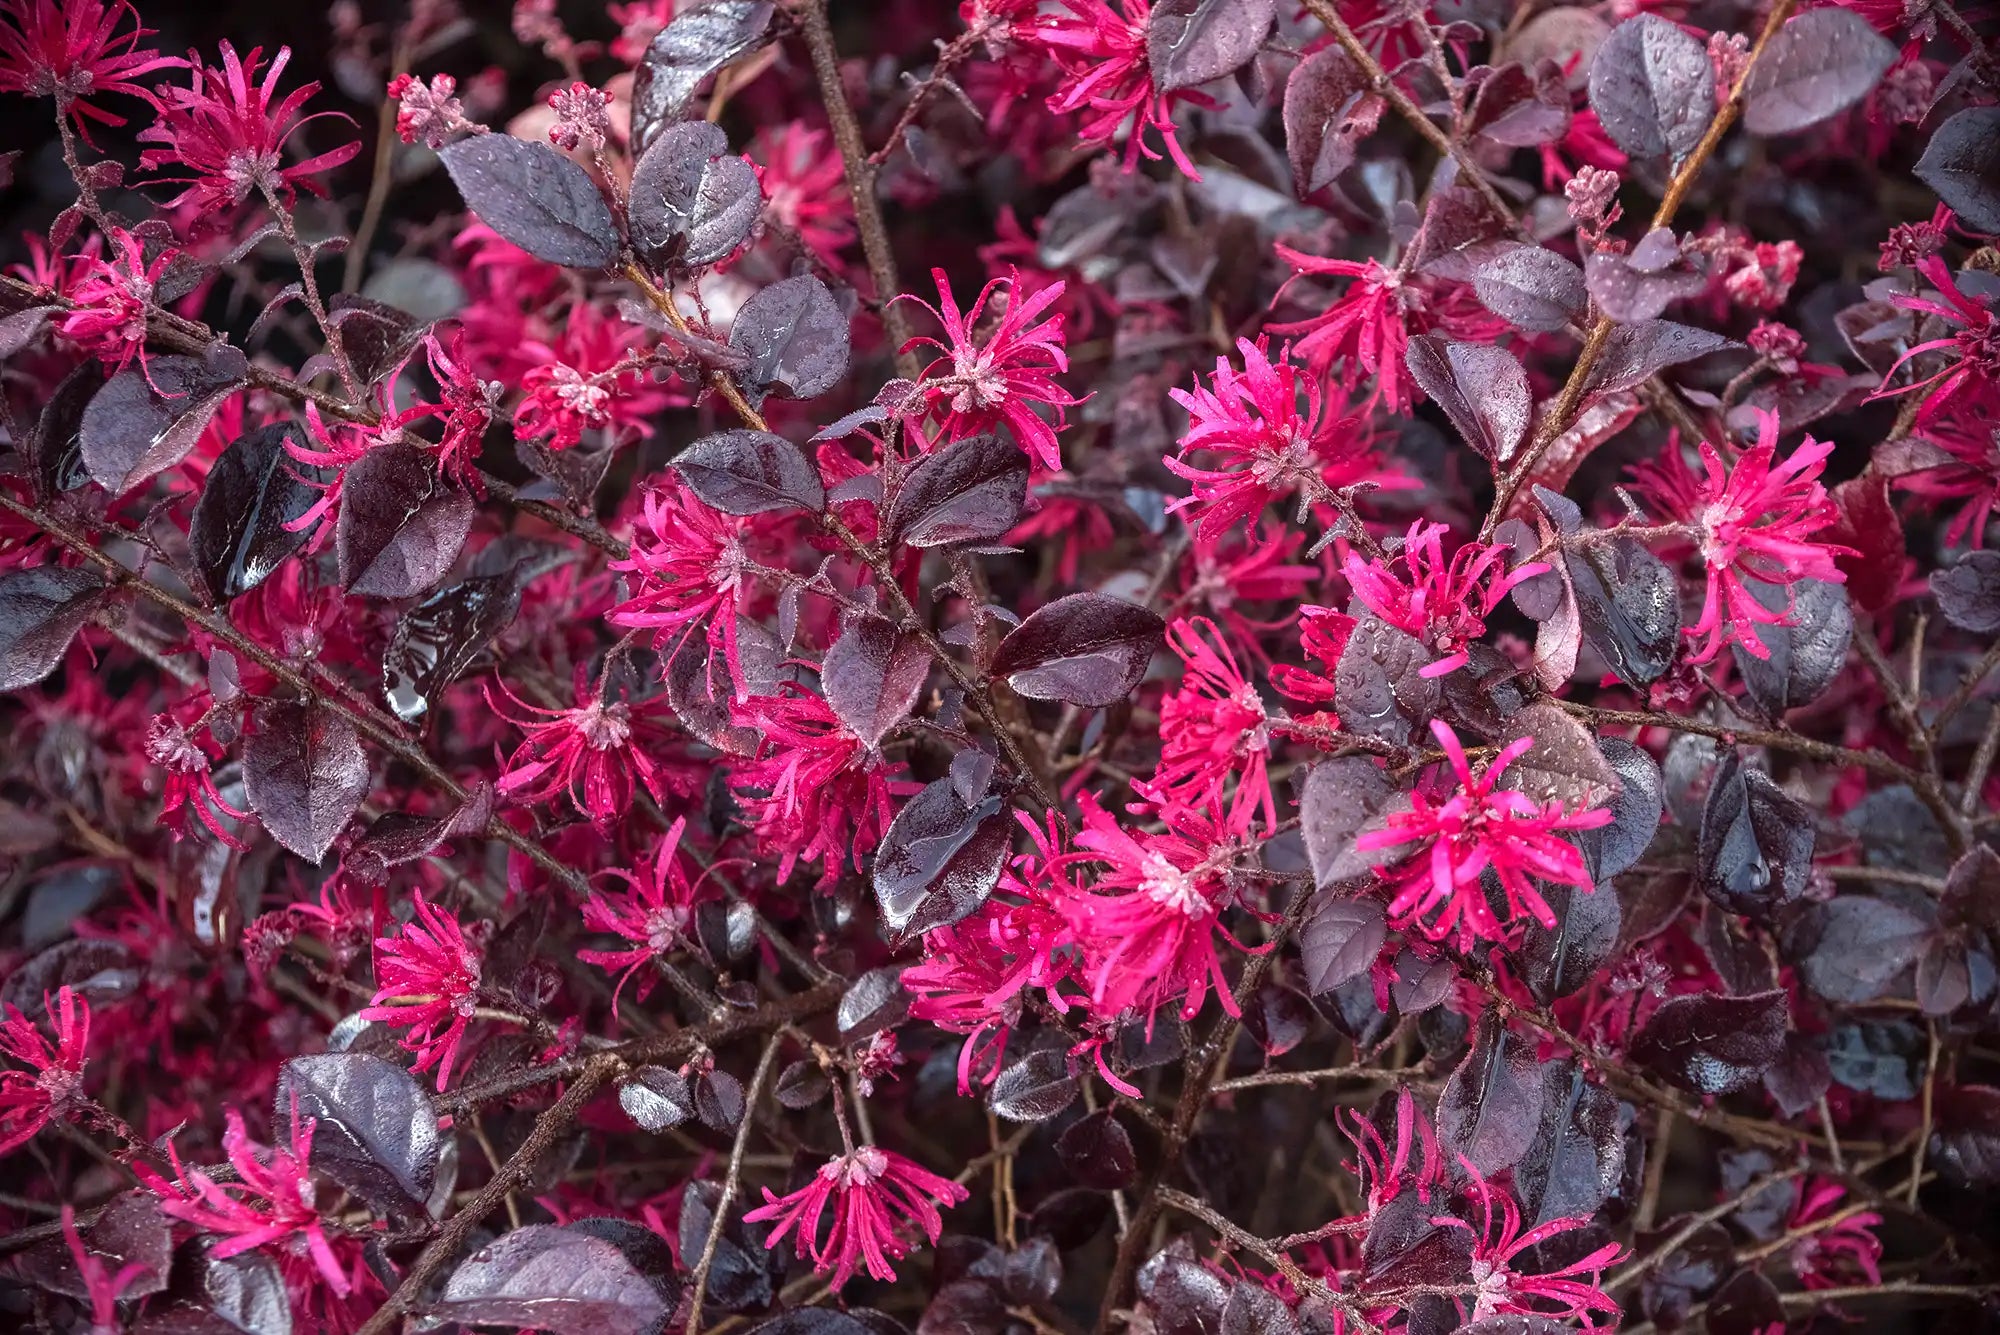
[1433, 1164, 1623, 1325]
[752, 121, 855, 262]
[1165, 338, 1379, 537]
[1343, 522, 1548, 678]
[359, 891, 483, 1090]
[485, 671, 674, 828]
[1876, 255, 2000, 423]
[1355, 721, 1611, 951]
[0, 0, 171, 138]
[420, 328, 501, 489]
[1891, 394, 2000, 548]
[146, 1103, 351, 1295]
[58, 227, 168, 379]
[1628, 412, 1848, 664]
[900, 267, 1080, 473]
[743, 1144, 969, 1290]
[138, 42, 360, 214]
[1034, 0, 1209, 179]
[60, 1204, 154, 1333]
[608, 481, 754, 692]
[0, 986, 91, 1154]
[515, 304, 669, 451]
[578, 817, 734, 1013]
[385, 71, 471, 149]
[1148, 617, 1274, 833]
[146, 712, 252, 848]
[546, 81, 611, 153]
[1337, 1088, 1442, 1228]
[728, 685, 906, 884]
[1786, 1178, 1883, 1290]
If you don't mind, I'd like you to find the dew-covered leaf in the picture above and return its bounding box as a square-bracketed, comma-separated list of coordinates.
[1283, 45, 1381, 197]
[15, 1191, 171, 1303]
[1741, 9, 1896, 137]
[1334, 614, 1439, 747]
[275, 1052, 440, 1214]
[439, 134, 619, 269]
[1147, 0, 1276, 94]
[1512, 1062, 1625, 1226]
[1795, 895, 1930, 1004]
[243, 700, 371, 863]
[1300, 756, 1395, 888]
[678, 1180, 773, 1312]
[1697, 753, 1813, 918]
[383, 570, 526, 722]
[886, 434, 1029, 548]
[728, 274, 849, 405]
[629, 120, 762, 270]
[1731, 577, 1851, 722]
[1631, 989, 1788, 1095]
[838, 966, 909, 1043]
[1580, 320, 1737, 397]
[1932, 549, 2000, 633]
[991, 593, 1165, 707]
[190, 423, 318, 602]
[1587, 15, 1715, 163]
[1930, 1085, 2000, 1187]
[1438, 1012, 1544, 1177]
[1516, 881, 1621, 1004]
[1300, 891, 1386, 993]
[823, 614, 929, 749]
[168, 1240, 293, 1335]
[1495, 701, 1618, 810]
[435, 1224, 670, 1335]
[989, 1049, 1077, 1123]
[1584, 233, 1709, 322]
[1565, 536, 1679, 685]
[1574, 738, 1662, 881]
[629, 1, 776, 153]
[1914, 106, 2000, 234]
[874, 778, 1009, 936]
[26, 360, 101, 500]
[336, 443, 474, 599]
[80, 349, 244, 494]
[0, 565, 109, 693]
[1405, 336, 1530, 463]
[671, 428, 826, 515]
[1472, 245, 1587, 333]
[1056, 1110, 1137, 1190]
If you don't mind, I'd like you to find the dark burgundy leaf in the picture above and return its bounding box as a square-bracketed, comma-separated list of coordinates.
[695, 1069, 746, 1130]
[1147, 0, 1275, 93]
[838, 966, 909, 1041]
[1584, 233, 1709, 322]
[275, 1052, 440, 1214]
[80, 349, 244, 494]
[1469, 60, 1571, 147]
[629, 1, 776, 153]
[664, 621, 758, 755]
[1300, 756, 1395, 888]
[629, 120, 761, 270]
[1638, 1222, 1732, 1326]
[16, 1191, 171, 1302]
[619, 1066, 695, 1131]
[560, 1219, 681, 1313]
[752, 1311, 881, 1335]
[1731, 577, 1851, 723]
[1300, 891, 1386, 993]
[729, 274, 850, 405]
[1702, 899, 1778, 995]
[1741, 9, 1895, 136]
[1457, 1320, 1574, 1335]
[382, 570, 525, 722]
[1242, 981, 1312, 1055]
[1361, 1188, 1472, 1286]
[1496, 701, 1618, 810]
[1438, 1012, 1544, 1176]
[1220, 1279, 1298, 1335]
[190, 423, 318, 601]
[434, 1224, 670, 1334]
[0, 939, 139, 1012]
[988, 1049, 1077, 1123]
[678, 1180, 773, 1312]
[991, 593, 1165, 707]
[1630, 989, 1788, 1095]
[1472, 245, 1587, 335]
[1565, 536, 1679, 685]
[1932, 549, 2000, 633]
[1056, 1110, 1138, 1190]
[1512, 1062, 1625, 1226]
[1334, 614, 1439, 747]
[1283, 45, 1381, 197]
[1915, 106, 2000, 234]
[1516, 880, 1620, 1003]
[1320, 970, 1395, 1047]
[874, 778, 1009, 936]
[1697, 754, 1813, 918]
[1796, 895, 1929, 1004]
[773, 1060, 830, 1109]
[1706, 1268, 1785, 1335]
[336, 443, 474, 599]
[671, 428, 826, 515]
[0, 565, 109, 693]
[1930, 1085, 2000, 1187]
[1579, 321, 1737, 397]
[1824, 471, 1905, 614]
[1762, 1036, 1832, 1117]
[438, 134, 618, 269]
[1574, 738, 1662, 881]
[823, 614, 929, 748]
[0, 302, 55, 357]
[886, 434, 1029, 548]
[1405, 336, 1531, 463]
[26, 359, 102, 499]
[324, 295, 426, 387]
[163, 1239, 294, 1335]
[1587, 15, 1715, 162]
[344, 785, 492, 886]
[1390, 948, 1454, 1013]
[242, 700, 371, 863]
[1138, 1251, 1229, 1335]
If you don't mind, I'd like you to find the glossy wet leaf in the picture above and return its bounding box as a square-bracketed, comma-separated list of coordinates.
[1579, 320, 1737, 397]
[26, 359, 102, 500]
[1512, 1062, 1624, 1226]
[170, 1239, 293, 1335]
[1334, 614, 1439, 747]
[729, 274, 849, 405]
[1147, 0, 1276, 94]
[1517, 881, 1621, 1004]
[1932, 549, 2000, 634]
[838, 966, 909, 1041]
[1731, 577, 1851, 722]
[438, 134, 619, 269]
[275, 1052, 440, 1214]
[1796, 895, 1929, 1004]
[1697, 753, 1813, 918]
[0, 565, 109, 693]
[1405, 336, 1530, 463]
[823, 615, 930, 749]
[1741, 9, 1895, 136]
[435, 1224, 670, 1335]
[1565, 536, 1679, 685]
[1631, 989, 1788, 1095]
[80, 348, 245, 494]
[1300, 756, 1396, 888]
[1495, 701, 1618, 810]
[874, 778, 1009, 936]
[886, 434, 1029, 548]
[1472, 245, 1587, 333]
[326, 294, 427, 387]
[382, 570, 525, 722]
[671, 428, 826, 515]
[989, 1049, 1077, 1123]
[629, 120, 762, 270]
[1587, 15, 1715, 163]
[243, 700, 371, 863]
[15, 1191, 171, 1302]
[1930, 1085, 2000, 1187]
[678, 1180, 773, 1311]
[1574, 738, 1662, 881]
[991, 593, 1165, 707]
[1056, 1110, 1138, 1190]
[629, 1, 776, 153]
[1915, 106, 2000, 234]
[337, 443, 474, 599]
[1584, 233, 1709, 322]
[190, 423, 318, 601]
[1438, 1012, 1544, 1176]
[1283, 45, 1380, 197]
[1300, 891, 1386, 993]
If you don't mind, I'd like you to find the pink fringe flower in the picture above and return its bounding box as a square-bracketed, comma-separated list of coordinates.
[486, 671, 674, 828]
[1147, 617, 1274, 833]
[0, 0, 170, 137]
[1343, 522, 1548, 678]
[609, 481, 755, 691]
[146, 712, 252, 848]
[743, 1145, 968, 1290]
[1433, 1164, 1623, 1325]
[0, 986, 91, 1154]
[1034, 0, 1209, 179]
[360, 891, 483, 1090]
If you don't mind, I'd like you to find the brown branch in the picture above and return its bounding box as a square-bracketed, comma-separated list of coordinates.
[1554, 700, 1923, 784]
[686, 1032, 785, 1335]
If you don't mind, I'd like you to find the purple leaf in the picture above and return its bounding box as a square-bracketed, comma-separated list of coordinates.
[0, 303, 56, 358]
[664, 622, 758, 755]
[1575, 738, 1662, 881]
[326, 294, 428, 387]
[190, 423, 319, 602]
[679, 1180, 774, 1311]
[1438, 1012, 1545, 1176]
[1931, 549, 2000, 633]
[0, 566, 109, 693]
[671, 428, 827, 515]
[729, 274, 850, 405]
[1706, 1270, 1785, 1335]
[1587, 14, 1715, 163]
[629, 1, 776, 153]
[1631, 989, 1788, 1095]
[1580, 320, 1738, 396]
[1056, 1111, 1137, 1190]
[1697, 753, 1814, 919]
[1512, 1063, 1625, 1226]
[1283, 45, 1381, 197]
[435, 1224, 671, 1335]
[1565, 535, 1680, 685]
[1796, 896, 1930, 1004]
[1496, 701, 1618, 811]
[1300, 756, 1396, 888]
[1915, 107, 2000, 234]
[26, 360, 103, 500]
[438, 134, 619, 269]
[172, 1240, 294, 1335]
[1731, 577, 1852, 722]
[1469, 60, 1572, 147]
[837, 966, 909, 1040]
[1404, 336, 1530, 463]
[823, 614, 929, 749]
[383, 570, 526, 723]
[336, 443, 475, 599]
[80, 348, 245, 494]
[243, 700, 370, 863]
[886, 434, 1029, 548]
[1516, 881, 1621, 1003]
[275, 1052, 440, 1215]
[1147, 0, 1275, 93]
[873, 778, 1009, 936]
[1299, 891, 1386, 993]
[344, 785, 493, 885]
[989, 1049, 1077, 1123]
[620, 1066, 695, 1130]
[1741, 9, 1896, 137]
[629, 119, 762, 270]
[15, 1191, 171, 1302]
[991, 592, 1165, 707]
[1334, 615, 1439, 747]
[1931, 1085, 2000, 1187]
[1584, 232, 1709, 322]
[1471, 245, 1587, 333]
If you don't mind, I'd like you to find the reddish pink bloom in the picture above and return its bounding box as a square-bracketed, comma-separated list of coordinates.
[360, 891, 484, 1090]
[1356, 721, 1611, 951]
[486, 671, 674, 827]
[546, 80, 611, 153]
[288, 877, 381, 972]
[1343, 523, 1547, 677]
[1892, 396, 2000, 548]
[386, 71, 471, 149]
[609, 0, 676, 63]
[1337, 1089, 1443, 1228]
[1879, 204, 1950, 272]
[609, 481, 754, 690]
[146, 712, 252, 849]
[743, 1145, 968, 1290]
[1785, 1178, 1883, 1290]
[1034, 0, 1209, 179]
[58, 227, 167, 378]
[578, 817, 718, 1012]
[1721, 239, 1802, 311]
[901, 267, 1080, 473]
[146, 1104, 351, 1295]
[515, 304, 669, 451]
[0, 0, 170, 137]
[420, 328, 502, 488]
[752, 121, 855, 262]
[728, 685, 906, 884]
[1147, 617, 1274, 833]
[1167, 338, 1381, 536]
[1176, 525, 1317, 659]
[1433, 1165, 1622, 1325]
[0, 986, 90, 1154]
[60, 1204, 154, 1332]
[1268, 603, 1358, 710]
[138, 42, 360, 214]
[1629, 413, 1848, 664]
[1876, 255, 2000, 422]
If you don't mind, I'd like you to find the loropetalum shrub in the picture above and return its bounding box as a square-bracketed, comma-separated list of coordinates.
[3, 0, 2000, 1332]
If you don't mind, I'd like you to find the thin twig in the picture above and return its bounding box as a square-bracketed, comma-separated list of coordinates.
[687, 1033, 785, 1335]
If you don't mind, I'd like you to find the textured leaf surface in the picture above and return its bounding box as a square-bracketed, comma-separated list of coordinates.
[439, 134, 619, 269]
